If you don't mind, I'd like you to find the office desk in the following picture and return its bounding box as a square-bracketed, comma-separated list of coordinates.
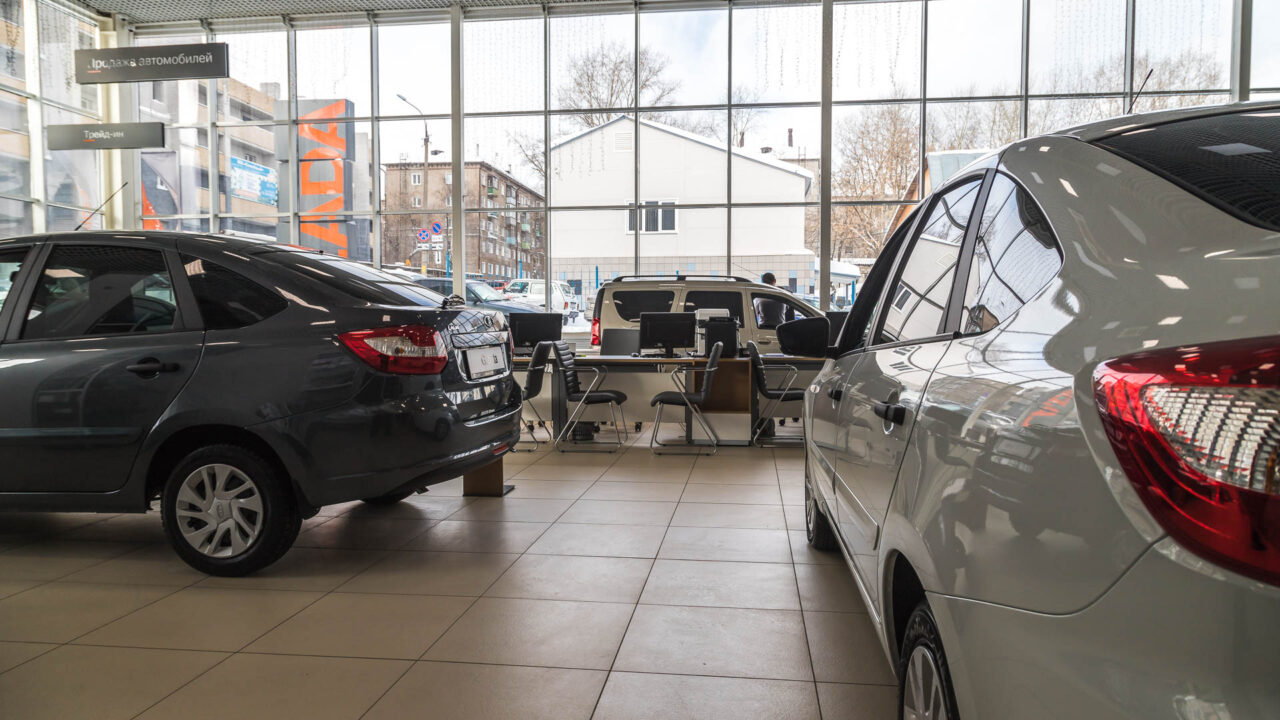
[513, 353, 823, 446]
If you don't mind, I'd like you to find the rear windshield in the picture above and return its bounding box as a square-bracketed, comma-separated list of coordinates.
[611, 289, 674, 321]
[1096, 110, 1280, 231]
[265, 251, 446, 306]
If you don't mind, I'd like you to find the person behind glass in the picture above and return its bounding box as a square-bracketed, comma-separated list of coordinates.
[755, 272, 794, 329]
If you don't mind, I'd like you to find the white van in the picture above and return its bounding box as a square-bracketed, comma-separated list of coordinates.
[504, 279, 579, 324]
[589, 275, 821, 352]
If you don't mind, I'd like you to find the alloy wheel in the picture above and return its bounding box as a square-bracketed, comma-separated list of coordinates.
[174, 464, 264, 558]
[902, 645, 949, 720]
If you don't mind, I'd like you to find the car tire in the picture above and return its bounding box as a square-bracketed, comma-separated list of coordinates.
[361, 489, 414, 505]
[161, 444, 300, 577]
[897, 601, 962, 720]
[805, 471, 838, 551]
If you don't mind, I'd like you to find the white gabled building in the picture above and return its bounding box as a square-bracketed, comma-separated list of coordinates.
[548, 116, 818, 299]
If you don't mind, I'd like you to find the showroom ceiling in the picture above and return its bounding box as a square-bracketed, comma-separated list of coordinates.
[84, 0, 708, 25]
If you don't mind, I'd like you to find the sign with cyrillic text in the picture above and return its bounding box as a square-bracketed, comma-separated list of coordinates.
[47, 122, 166, 151]
[75, 43, 229, 84]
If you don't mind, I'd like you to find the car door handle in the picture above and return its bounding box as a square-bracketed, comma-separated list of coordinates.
[126, 358, 180, 376]
[827, 387, 843, 401]
[873, 401, 907, 425]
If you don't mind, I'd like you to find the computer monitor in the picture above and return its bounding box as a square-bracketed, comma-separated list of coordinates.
[509, 313, 563, 355]
[639, 312, 697, 358]
[826, 311, 849, 346]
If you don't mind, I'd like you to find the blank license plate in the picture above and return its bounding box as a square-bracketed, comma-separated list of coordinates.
[464, 346, 507, 379]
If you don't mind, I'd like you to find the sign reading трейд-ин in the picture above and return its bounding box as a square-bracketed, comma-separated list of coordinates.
[75, 43, 229, 84]
[47, 122, 165, 151]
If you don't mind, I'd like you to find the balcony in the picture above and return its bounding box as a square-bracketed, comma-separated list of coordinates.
[486, 186, 498, 196]
[520, 222, 531, 232]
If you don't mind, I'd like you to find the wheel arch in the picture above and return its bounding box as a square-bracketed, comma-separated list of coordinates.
[885, 550, 926, 669]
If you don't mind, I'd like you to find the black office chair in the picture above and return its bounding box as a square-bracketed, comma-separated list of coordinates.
[550, 341, 628, 452]
[512, 340, 553, 452]
[746, 341, 804, 447]
[649, 341, 723, 455]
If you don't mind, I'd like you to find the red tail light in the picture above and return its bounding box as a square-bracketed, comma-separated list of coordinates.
[339, 325, 448, 375]
[1094, 335, 1280, 586]
[591, 317, 601, 346]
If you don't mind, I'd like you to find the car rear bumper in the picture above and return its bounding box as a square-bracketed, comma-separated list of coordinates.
[931, 538, 1280, 719]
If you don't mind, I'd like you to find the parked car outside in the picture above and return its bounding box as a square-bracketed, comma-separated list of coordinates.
[590, 275, 821, 351]
[791, 102, 1280, 719]
[0, 232, 521, 576]
[389, 270, 543, 318]
[504, 278, 579, 324]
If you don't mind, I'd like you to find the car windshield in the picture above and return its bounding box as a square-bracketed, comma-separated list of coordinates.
[267, 251, 447, 306]
[469, 282, 504, 302]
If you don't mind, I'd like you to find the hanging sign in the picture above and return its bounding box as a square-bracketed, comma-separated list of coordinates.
[75, 43, 229, 84]
[47, 122, 165, 151]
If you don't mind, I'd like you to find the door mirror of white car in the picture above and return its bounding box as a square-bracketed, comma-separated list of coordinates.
[776, 317, 832, 358]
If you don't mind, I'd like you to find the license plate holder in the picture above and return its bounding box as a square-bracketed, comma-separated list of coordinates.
[464, 346, 507, 380]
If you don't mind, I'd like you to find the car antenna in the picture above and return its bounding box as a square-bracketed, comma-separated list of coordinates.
[73, 181, 128, 231]
[1127, 69, 1154, 115]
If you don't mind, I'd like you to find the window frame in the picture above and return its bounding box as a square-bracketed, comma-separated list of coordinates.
[625, 200, 678, 234]
[0, 244, 38, 336]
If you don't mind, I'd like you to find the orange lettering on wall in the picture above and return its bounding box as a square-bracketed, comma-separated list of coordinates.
[298, 100, 351, 256]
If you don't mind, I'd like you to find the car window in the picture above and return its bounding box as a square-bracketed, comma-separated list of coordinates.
[181, 255, 288, 330]
[751, 292, 815, 330]
[611, 290, 674, 322]
[878, 178, 982, 344]
[265, 251, 446, 307]
[469, 282, 503, 302]
[959, 174, 1062, 334]
[0, 247, 28, 315]
[683, 290, 745, 326]
[836, 204, 922, 354]
[507, 281, 527, 293]
[23, 245, 178, 340]
[1095, 110, 1280, 232]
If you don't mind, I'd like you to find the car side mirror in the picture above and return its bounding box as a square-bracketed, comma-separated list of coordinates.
[777, 317, 831, 358]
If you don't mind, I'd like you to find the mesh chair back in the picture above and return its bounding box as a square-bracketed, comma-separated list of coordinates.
[523, 341, 553, 401]
[693, 342, 723, 404]
[550, 340, 582, 395]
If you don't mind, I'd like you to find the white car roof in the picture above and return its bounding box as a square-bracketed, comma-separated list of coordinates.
[1049, 100, 1280, 142]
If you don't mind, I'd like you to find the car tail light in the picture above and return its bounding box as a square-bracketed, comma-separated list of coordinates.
[591, 317, 601, 346]
[1094, 335, 1280, 586]
[339, 325, 447, 375]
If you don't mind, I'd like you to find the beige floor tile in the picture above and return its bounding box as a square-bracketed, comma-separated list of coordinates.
[790, 530, 843, 565]
[0, 644, 224, 720]
[583, 481, 686, 502]
[487, 554, 652, 603]
[0, 578, 40, 600]
[610, 452, 697, 472]
[0, 541, 138, 581]
[400, 495, 475, 519]
[76, 586, 321, 651]
[61, 513, 168, 544]
[593, 672, 821, 720]
[640, 560, 800, 610]
[784, 504, 806, 530]
[687, 469, 782, 486]
[447, 497, 574, 523]
[534, 451, 624, 467]
[614, 605, 812, 681]
[294, 516, 436, 550]
[805, 611, 896, 685]
[404, 520, 549, 553]
[598, 465, 694, 483]
[816, 682, 899, 719]
[365, 661, 605, 720]
[338, 550, 517, 596]
[513, 464, 607, 482]
[795, 563, 868, 613]
[0, 582, 176, 643]
[559, 499, 677, 526]
[425, 597, 633, 670]
[681, 484, 782, 505]
[528, 523, 667, 558]
[198, 548, 385, 592]
[246, 592, 472, 659]
[419, 477, 465, 496]
[658, 526, 793, 563]
[0, 640, 55, 673]
[671, 502, 788, 530]
[60, 545, 208, 587]
[780, 483, 805, 505]
[505, 479, 594, 499]
[136, 652, 409, 720]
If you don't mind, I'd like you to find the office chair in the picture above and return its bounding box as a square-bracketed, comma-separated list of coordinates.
[600, 328, 640, 356]
[512, 340, 553, 452]
[550, 341, 628, 452]
[649, 341, 723, 455]
[746, 341, 804, 447]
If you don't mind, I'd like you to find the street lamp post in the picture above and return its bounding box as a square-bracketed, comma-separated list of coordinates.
[398, 94, 446, 273]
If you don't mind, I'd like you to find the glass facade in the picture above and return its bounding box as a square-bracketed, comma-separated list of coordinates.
[0, 0, 1270, 315]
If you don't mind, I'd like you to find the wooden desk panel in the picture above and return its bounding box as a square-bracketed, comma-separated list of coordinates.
[690, 359, 752, 414]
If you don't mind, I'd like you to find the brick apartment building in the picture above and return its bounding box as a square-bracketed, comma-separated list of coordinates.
[382, 159, 546, 282]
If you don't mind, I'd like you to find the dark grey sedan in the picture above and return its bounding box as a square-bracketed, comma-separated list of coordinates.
[0, 232, 521, 575]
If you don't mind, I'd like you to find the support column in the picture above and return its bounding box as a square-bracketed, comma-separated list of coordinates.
[450, 4, 467, 297]
[1230, 0, 1252, 103]
[818, 0, 833, 312]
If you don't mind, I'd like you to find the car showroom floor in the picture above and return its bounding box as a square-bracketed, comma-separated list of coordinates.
[0, 435, 894, 720]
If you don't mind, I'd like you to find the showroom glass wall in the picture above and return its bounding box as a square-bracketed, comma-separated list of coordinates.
[37, 0, 1278, 311]
[2, 0, 107, 235]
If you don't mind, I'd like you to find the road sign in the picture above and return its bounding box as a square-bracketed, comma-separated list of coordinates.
[430, 221, 443, 234]
[416, 228, 431, 242]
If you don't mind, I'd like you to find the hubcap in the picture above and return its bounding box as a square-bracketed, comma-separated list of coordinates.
[902, 645, 948, 720]
[804, 481, 816, 535]
[175, 464, 264, 558]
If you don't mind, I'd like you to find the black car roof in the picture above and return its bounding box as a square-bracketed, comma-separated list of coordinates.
[0, 231, 319, 256]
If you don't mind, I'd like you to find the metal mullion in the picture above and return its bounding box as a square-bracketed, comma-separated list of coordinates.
[0, 192, 40, 203]
[1123, 0, 1136, 111]
[543, 5, 551, 303]
[633, 0, 640, 275]
[286, 16, 298, 242]
[820, 0, 833, 311]
[450, 4, 466, 296]
[1019, 0, 1029, 138]
[204, 20, 220, 233]
[1231, 0, 1253, 102]
[377, 113, 454, 122]
[23, 0, 45, 232]
[918, 0, 928, 199]
[726, 0, 733, 277]
[369, 13, 382, 267]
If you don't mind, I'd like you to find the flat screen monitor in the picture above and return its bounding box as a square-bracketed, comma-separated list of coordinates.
[639, 312, 697, 358]
[509, 312, 562, 354]
[826, 311, 849, 346]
